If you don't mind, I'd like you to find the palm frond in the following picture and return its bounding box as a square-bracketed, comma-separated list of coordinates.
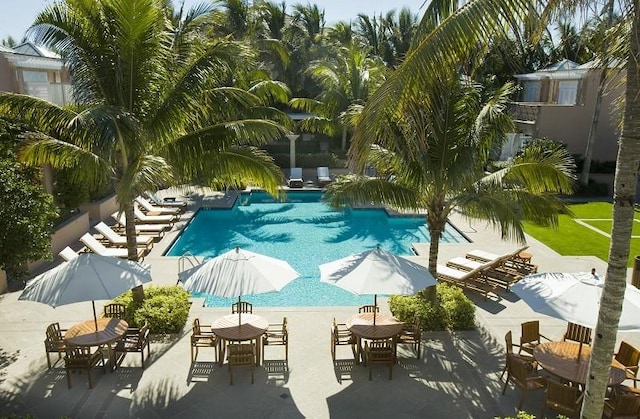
[324, 174, 422, 211]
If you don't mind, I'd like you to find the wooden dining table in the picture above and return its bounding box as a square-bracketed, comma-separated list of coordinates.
[346, 312, 404, 364]
[534, 341, 627, 386]
[211, 314, 269, 366]
[64, 317, 129, 370]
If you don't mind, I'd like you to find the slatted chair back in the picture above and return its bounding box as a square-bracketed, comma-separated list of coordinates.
[544, 379, 583, 418]
[115, 322, 151, 368]
[331, 318, 356, 361]
[397, 315, 421, 359]
[64, 346, 105, 388]
[501, 353, 545, 410]
[103, 303, 127, 320]
[262, 317, 288, 366]
[190, 318, 218, 363]
[615, 341, 640, 380]
[227, 343, 255, 385]
[604, 393, 640, 418]
[44, 322, 67, 369]
[232, 301, 253, 314]
[519, 321, 542, 355]
[364, 339, 394, 380]
[563, 322, 592, 345]
[358, 305, 379, 313]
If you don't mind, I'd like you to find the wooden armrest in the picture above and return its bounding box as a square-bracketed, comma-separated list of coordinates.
[539, 334, 551, 342]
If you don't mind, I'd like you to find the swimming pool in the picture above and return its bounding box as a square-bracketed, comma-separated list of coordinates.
[167, 191, 467, 307]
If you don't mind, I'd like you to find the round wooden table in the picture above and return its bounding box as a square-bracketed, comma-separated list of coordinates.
[346, 312, 404, 364]
[211, 314, 268, 366]
[534, 341, 626, 386]
[64, 317, 128, 370]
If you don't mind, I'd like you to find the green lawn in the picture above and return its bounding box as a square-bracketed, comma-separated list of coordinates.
[523, 202, 640, 267]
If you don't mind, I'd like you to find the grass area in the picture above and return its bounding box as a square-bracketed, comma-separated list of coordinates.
[581, 219, 640, 236]
[523, 202, 640, 267]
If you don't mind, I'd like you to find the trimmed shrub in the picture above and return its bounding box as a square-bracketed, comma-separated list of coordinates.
[389, 284, 475, 331]
[113, 285, 190, 334]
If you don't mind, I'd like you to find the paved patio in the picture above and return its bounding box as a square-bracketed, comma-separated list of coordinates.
[0, 190, 637, 418]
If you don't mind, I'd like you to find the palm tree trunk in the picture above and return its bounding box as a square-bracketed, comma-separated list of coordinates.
[581, 6, 640, 418]
[123, 201, 139, 261]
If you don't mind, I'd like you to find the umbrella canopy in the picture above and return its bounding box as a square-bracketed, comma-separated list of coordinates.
[178, 247, 300, 297]
[19, 253, 152, 329]
[319, 246, 436, 325]
[319, 246, 437, 296]
[511, 271, 640, 331]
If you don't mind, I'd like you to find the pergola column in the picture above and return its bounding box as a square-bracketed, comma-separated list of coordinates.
[287, 134, 300, 168]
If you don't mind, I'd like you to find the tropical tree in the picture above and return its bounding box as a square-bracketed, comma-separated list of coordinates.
[324, 75, 575, 273]
[0, 0, 289, 261]
[290, 43, 386, 150]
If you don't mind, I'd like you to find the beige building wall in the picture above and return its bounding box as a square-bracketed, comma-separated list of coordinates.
[0, 55, 17, 92]
[533, 69, 623, 162]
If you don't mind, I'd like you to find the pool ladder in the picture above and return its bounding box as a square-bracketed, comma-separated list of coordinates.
[177, 252, 202, 284]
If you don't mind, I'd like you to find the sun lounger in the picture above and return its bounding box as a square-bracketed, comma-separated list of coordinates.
[435, 263, 498, 300]
[445, 256, 522, 291]
[465, 245, 537, 275]
[134, 206, 177, 224]
[94, 222, 154, 250]
[59, 246, 79, 262]
[111, 213, 168, 237]
[80, 233, 145, 260]
[145, 191, 187, 210]
[135, 196, 181, 215]
[317, 167, 332, 187]
[288, 167, 304, 188]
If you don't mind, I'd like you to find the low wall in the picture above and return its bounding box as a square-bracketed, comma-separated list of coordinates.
[27, 211, 90, 272]
[0, 270, 6, 294]
[79, 194, 118, 222]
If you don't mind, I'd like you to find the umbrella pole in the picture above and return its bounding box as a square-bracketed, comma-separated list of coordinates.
[577, 341, 583, 363]
[238, 295, 242, 327]
[373, 295, 377, 326]
[92, 300, 98, 331]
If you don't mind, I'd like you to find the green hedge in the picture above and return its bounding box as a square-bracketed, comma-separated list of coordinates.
[113, 285, 190, 334]
[389, 284, 476, 331]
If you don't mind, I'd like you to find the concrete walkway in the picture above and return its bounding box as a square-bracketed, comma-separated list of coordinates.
[0, 191, 638, 418]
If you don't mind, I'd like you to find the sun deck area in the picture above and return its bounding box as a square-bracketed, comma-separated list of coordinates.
[1, 189, 638, 418]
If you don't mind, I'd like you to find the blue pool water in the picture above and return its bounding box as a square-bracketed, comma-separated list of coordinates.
[167, 191, 467, 307]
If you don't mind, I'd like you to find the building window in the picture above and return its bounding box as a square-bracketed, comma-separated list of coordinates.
[522, 81, 540, 102]
[557, 80, 578, 105]
[22, 70, 48, 83]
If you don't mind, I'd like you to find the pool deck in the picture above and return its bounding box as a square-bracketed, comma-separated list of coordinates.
[0, 188, 638, 418]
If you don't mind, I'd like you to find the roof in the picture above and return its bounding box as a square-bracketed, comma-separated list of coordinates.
[13, 42, 61, 58]
[515, 59, 588, 81]
[0, 42, 65, 70]
[0, 45, 16, 53]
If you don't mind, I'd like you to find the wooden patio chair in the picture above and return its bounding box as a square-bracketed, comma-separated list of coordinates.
[615, 340, 640, 387]
[190, 318, 218, 363]
[331, 318, 357, 361]
[358, 305, 379, 313]
[603, 390, 640, 418]
[103, 303, 127, 320]
[501, 353, 545, 410]
[232, 301, 253, 314]
[114, 322, 150, 368]
[262, 317, 288, 367]
[519, 320, 550, 356]
[542, 379, 583, 419]
[563, 322, 592, 345]
[364, 339, 394, 381]
[501, 331, 536, 381]
[64, 346, 106, 389]
[227, 343, 255, 385]
[44, 322, 67, 369]
[396, 315, 421, 359]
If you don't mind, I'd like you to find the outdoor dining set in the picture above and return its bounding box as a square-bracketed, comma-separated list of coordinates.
[502, 319, 640, 417]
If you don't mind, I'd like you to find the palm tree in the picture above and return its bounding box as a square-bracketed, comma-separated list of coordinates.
[324, 75, 575, 273]
[0, 0, 289, 261]
[290, 43, 386, 150]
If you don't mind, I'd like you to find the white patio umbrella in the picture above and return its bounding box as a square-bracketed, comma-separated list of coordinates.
[178, 247, 300, 325]
[511, 271, 640, 359]
[19, 253, 152, 331]
[319, 246, 437, 325]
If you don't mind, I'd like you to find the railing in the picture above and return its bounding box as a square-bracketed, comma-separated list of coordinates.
[507, 102, 540, 123]
[177, 252, 202, 283]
